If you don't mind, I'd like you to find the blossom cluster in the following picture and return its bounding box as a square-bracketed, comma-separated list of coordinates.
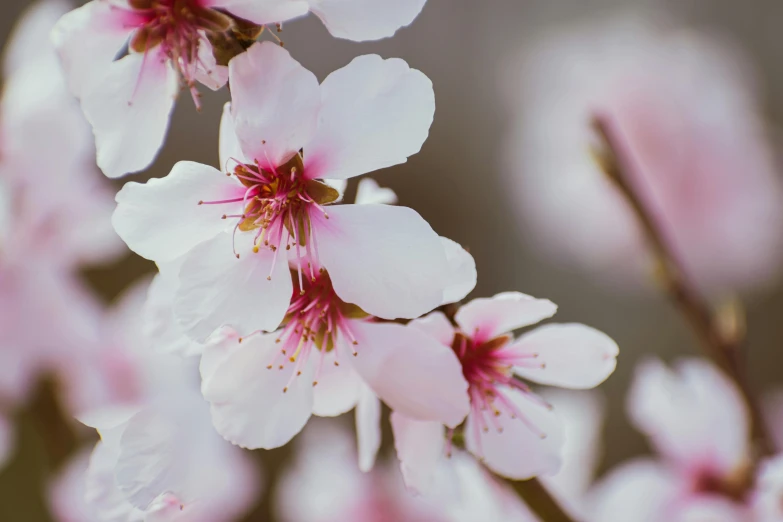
[0, 1, 780, 521]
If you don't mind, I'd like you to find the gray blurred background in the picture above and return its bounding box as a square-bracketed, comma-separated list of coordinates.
[1, 0, 782, 519]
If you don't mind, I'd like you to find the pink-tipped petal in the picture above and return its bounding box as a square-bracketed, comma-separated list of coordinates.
[229, 42, 319, 168]
[455, 292, 558, 343]
[315, 204, 449, 320]
[202, 334, 314, 449]
[308, 0, 426, 41]
[465, 387, 564, 480]
[440, 237, 477, 305]
[390, 412, 445, 495]
[113, 161, 238, 263]
[175, 232, 292, 341]
[510, 323, 619, 389]
[409, 311, 457, 347]
[51, 0, 136, 98]
[304, 55, 434, 180]
[627, 358, 750, 476]
[81, 50, 179, 177]
[356, 385, 381, 473]
[347, 322, 469, 428]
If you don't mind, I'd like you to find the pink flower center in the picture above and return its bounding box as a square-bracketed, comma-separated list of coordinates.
[449, 332, 548, 451]
[127, 0, 232, 106]
[200, 154, 338, 284]
[254, 269, 368, 392]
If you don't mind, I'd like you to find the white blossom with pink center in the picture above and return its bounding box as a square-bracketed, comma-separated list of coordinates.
[390, 292, 618, 490]
[114, 42, 454, 346]
[51, 0, 429, 177]
[502, 16, 783, 295]
[588, 358, 755, 522]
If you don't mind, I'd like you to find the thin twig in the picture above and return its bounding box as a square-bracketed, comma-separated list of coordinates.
[513, 477, 578, 522]
[592, 113, 774, 457]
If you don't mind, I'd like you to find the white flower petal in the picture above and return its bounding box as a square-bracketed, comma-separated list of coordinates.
[81, 50, 179, 177]
[390, 412, 444, 495]
[465, 387, 564, 480]
[314, 204, 449, 320]
[455, 292, 558, 342]
[627, 358, 750, 475]
[355, 384, 381, 473]
[113, 161, 237, 263]
[229, 42, 319, 168]
[84, 441, 145, 522]
[219, 102, 246, 172]
[311, 351, 362, 417]
[51, 0, 134, 98]
[355, 178, 398, 205]
[510, 323, 619, 389]
[193, 38, 228, 91]
[304, 54, 434, 180]
[202, 334, 314, 449]
[208, 0, 309, 25]
[440, 237, 477, 305]
[143, 269, 204, 357]
[175, 232, 292, 341]
[308, 0, 426, 41]
[409, 311, 457, 347]
[347, 322, 469, 427]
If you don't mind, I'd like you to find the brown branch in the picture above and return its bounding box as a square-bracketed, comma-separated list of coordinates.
[592, 113, 774, 457]
[513, 477, 578, 522]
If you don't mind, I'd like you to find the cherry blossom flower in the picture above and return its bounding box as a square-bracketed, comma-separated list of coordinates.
[503, 16, 783, 295]
[196, 175, 475, 451]
[52, 0, 428, 178]
[588, 358, 754, 522]
[391, 292, 618, 489]
[114, 41, 452, 343]
[276, 419, 535, 522]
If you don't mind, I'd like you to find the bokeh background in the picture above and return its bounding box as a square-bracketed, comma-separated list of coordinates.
[1, 0, 782, 519]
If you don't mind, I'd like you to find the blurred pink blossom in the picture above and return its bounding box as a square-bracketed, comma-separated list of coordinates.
[589, 358, 754, 521]
[276, 420, 535, 522]
[503, 16, 783, 295]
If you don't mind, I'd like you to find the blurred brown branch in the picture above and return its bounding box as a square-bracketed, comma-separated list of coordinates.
[513, 477, 578, 522]
[592, 112, 774, 458]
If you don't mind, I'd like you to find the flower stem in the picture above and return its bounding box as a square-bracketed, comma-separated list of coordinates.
[591, 113, 774, 457]
[512, 477, 578, 522]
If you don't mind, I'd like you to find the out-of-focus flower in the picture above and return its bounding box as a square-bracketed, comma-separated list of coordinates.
[753, 455, 783, 522]
[589, 358, 754, 521]
[0, 1, 124, 456]
[50, 279, 261, 521]
[113, 41, 450, 343]
[52, 0, 427, 178]
[276, 419, 535, 522]
[1, 0, 122, 269]
[391, 292, 618, 490]
[503, 16, 783, 295]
